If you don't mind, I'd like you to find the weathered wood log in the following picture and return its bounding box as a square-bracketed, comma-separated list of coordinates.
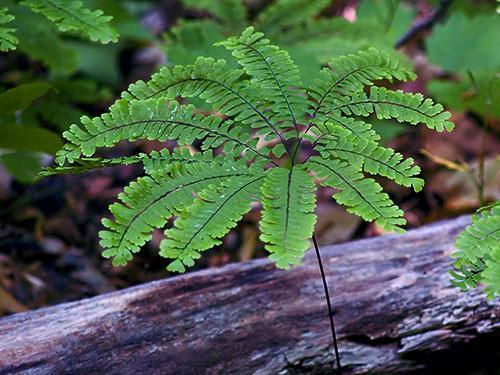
[0, 216, 498, 374]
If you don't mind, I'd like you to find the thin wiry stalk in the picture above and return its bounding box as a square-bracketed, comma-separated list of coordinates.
[312, 234, 341, 372]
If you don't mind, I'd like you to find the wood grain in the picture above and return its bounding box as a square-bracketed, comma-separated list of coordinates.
[0, 216, 498, 374]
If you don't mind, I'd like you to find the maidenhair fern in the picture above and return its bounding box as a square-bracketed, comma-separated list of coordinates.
[46, 27, 454, 273]
[0, 7, 17, 51]
[2, 0, 117, 50]
[450, 202, 500, 299]
[19, 0, 118, 43]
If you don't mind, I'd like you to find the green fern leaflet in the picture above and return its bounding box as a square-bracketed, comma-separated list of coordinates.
[46, 27, 453, 272]
[20, 0, 118, 43]
[450, 202, 500, 299]
[0, 7, 17, 51]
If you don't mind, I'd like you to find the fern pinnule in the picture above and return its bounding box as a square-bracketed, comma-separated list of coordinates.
[451, 202, 500, 299]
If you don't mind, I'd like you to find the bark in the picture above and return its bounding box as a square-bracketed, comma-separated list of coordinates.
[0, 216, 498, 374]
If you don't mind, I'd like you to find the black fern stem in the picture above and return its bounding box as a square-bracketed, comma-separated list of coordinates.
[312, 233, 341, 372]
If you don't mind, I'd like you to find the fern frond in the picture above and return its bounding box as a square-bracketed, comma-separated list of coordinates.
[100, 160, 254, 266]
[217, 27, 307, 132]
[9, 4, 79, 75]
[122, 57, 280, 137]
[307, 157, 405, 232]
[255, 0, 329, 35]
[451, 202, 500, 299]
[260, 166, 317, 268]
[313, 114, 381, 143]
[318, 126, 424, 191]
[161, 172, 265, 272]
[20, 0, 118, 43]
[56, 98, 269, 165]
[329, 87, 454, 132]
[0, 7, 17, 51]
[308, 48, 416, 118]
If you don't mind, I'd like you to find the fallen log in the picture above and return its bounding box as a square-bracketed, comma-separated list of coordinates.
[0, 216, 498, 374]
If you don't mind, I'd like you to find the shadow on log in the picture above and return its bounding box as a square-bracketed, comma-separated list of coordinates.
[0, 216, 498, 374]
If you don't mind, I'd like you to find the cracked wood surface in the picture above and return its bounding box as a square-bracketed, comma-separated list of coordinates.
[0, 215, 498, 374]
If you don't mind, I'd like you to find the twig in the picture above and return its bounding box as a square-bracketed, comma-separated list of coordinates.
[312, 234, 341, 373]
[395, 0, 455, 48]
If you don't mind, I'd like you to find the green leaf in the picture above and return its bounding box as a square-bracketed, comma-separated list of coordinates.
[428, 73, 500, 118]
[0, 125, 62, 154]
[0, 151, 42, 183]
[161, 173, 264, 272]
[307, 157, 405, 232]
[451, 202, 500, 299]
[217, 27, 307, 132]
[0, 82, 53, 115]
[318, 126, 424, 191]
[10, 4, 79, 75]
[100, 160, 255, 267]
[330, 86, 454, 132]
[20, 0, 119, 43]
[57, 98, 268, 165]
[0, 7, 17, 51]
[427, 12, 500, 72]
[260, 166, 317, 268]
[308, 48, 415, 118]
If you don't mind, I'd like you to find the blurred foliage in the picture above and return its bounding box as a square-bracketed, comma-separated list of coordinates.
[164, 0, 415, 85]
[426, 11, 500, 118]
[0, 0, 153, 182]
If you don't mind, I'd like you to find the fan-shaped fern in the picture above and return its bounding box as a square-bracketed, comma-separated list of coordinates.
[46, 27, 453, 273]
[450, 202, 500, 299]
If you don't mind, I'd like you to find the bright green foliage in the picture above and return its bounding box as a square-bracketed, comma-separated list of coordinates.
[307, 157, 405, 232]
[451, 202, 500, 299]
[260, 167, 317, 268]
[56, 98, 265, 165]
[20, 0, 118, 43]
[317, 126, 424, 191]
[161, 172, 264, 272]
[426, 12, 500, 118]
[427, 12, 499, 73]
[47, 28, 453, 272]
[217, 28, 307, 130]
[0, 7, 17, 51]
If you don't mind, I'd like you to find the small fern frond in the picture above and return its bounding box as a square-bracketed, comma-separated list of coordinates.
[56, 98, 269, 165]
[309, 48, 416, 117]
[0, 7, 17, 51]
[451, 202, 500, 299]
[329, 87, 454, 132]
[217, 27, 307, 132]
[318, 126, 424, 191]
[20, 0, 118, 43]
[161, 172, 265, 272]
[260, 166, 317, 268]
[307, 157, 405, 232]
[100, 160, 254, 266]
